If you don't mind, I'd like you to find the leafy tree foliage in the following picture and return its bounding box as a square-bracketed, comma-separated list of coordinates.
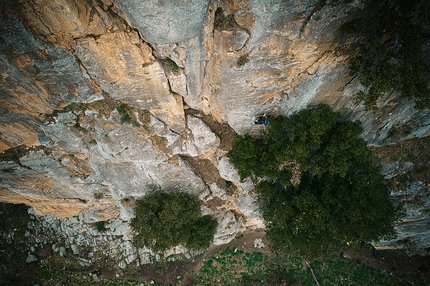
[228, 105, 403, 255]
[342, 0, 430, 111]
[130, 189, 218, 252]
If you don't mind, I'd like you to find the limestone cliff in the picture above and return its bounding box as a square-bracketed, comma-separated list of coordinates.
[0, 0, 429, 261]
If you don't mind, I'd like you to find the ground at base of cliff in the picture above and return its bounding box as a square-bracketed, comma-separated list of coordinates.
[1, 203, 430, 286]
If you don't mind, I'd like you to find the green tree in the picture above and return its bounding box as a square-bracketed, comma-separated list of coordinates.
[228, 134, 261, 179]
[130, 189, 218, 252]
[228, 104, 403, 255]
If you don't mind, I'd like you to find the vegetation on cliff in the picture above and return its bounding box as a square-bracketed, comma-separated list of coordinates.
[343, 0, 430, 111]
[228, 104, 403, 255]
[130, 188, 218, 252]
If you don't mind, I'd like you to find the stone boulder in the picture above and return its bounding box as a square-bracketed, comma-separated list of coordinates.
[213, 211, 245, 245]
[218, 157, 241, 183]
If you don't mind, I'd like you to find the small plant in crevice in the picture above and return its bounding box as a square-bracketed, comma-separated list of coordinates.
[225, 180, 232, 189]
[116, 104, 140, 127]
[65, 102, 86, 113]
[51, 110, 59, 118]
[225, 180, 235, 195]
[73, 122, 88, 133]
[94, 221, 107, 232]
[165, 57, 180, 73]
[117, 104, 131, 123]
[236, 54, 249, 68]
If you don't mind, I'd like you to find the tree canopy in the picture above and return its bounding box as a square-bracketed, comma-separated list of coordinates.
[130, 189, 218, 252]
[228, 104, 402, 255]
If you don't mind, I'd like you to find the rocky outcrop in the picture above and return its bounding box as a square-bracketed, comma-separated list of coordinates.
[376, 181, 430, 256]
[0, 0, 429, 264]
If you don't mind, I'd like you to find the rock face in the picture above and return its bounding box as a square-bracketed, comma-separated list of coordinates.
[0, 0, 429, 263]
[376, 181, 430, 256]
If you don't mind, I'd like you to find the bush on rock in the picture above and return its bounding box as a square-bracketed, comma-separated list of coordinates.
[130, 188, 217, 252]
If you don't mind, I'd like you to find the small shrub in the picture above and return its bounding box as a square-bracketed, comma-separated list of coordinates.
[117, 104, 144, 128]
[236, 55, 249, 68]
[94, 221, 107, 232]
[117, 104, 131, 123]
[130, 188, 218, 252]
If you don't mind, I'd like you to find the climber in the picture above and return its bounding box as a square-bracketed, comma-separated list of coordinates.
[252, 113, 269, 125]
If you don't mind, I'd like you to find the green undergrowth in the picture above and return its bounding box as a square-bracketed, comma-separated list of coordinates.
[197, 248, 426, 286]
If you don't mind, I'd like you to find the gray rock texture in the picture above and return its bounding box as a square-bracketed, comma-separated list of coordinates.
[114, 0, 211, 45]
[376, 181, 430, 256]
[187, 115, 220, 152]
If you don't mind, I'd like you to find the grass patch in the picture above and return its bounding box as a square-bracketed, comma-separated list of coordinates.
[116, 104, 141, 127]
[197, 248, 307, 285]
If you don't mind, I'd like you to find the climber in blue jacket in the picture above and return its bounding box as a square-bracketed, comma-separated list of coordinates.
[252, 114, 269, 125]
